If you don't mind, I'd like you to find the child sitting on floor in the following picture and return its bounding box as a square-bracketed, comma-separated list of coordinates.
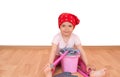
[44, 12, 107, 77]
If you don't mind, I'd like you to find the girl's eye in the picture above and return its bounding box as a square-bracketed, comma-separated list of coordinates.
[69, 25, 72, 27]
[62, 25, 65, 27]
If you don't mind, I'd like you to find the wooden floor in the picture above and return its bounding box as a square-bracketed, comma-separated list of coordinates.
[0, 46, 120, 77]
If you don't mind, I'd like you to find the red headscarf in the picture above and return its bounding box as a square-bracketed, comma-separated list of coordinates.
[58, 13, 80, 28]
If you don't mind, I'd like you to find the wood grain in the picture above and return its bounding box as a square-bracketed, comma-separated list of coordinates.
[0, 46, 120, 77]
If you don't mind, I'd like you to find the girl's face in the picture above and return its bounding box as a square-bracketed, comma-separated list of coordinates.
[60, 22, 74, 36]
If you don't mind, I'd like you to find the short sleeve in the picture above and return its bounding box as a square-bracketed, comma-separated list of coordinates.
[74, 34, 81, 45]
[52, 34, 60, 45]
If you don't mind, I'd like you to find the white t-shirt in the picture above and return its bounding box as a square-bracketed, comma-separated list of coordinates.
[52, 33, 81, 55]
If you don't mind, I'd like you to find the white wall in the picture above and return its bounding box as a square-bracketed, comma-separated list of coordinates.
[0, 0, 120, 46]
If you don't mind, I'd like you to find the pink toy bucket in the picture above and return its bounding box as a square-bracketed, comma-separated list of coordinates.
[61, 55, 80, 73]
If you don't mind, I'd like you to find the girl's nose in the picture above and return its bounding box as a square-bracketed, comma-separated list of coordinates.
[64, 26, 69, 30]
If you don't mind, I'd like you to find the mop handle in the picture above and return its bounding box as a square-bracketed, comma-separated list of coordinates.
[77, 69, 89, 77]
[53, 50, 69, 66]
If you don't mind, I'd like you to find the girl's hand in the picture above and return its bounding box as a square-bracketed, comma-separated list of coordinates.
[43, 63, 52, 73]
[87, 64, 96, 72]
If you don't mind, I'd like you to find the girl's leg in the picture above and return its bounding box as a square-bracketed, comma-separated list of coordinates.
[78, 57, 107, 77]
[90, 68, 107, 77]
[78, 57, 108, 77]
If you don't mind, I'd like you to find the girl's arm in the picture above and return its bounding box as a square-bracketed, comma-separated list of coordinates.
[76, 45, 88, 66]
[48, 43, 57, 64]
[43, 43, 57, 74]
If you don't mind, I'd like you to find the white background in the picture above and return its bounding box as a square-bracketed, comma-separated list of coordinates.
[0, 0, 120, 46]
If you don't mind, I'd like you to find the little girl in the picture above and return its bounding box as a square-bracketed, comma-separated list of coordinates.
[44, 13, 106, 77]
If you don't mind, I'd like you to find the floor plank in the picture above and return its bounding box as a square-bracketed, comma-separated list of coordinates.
[0, 46, 120, 77]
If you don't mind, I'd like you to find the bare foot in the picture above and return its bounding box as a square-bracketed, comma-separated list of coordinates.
[90, 68, 107, 77]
